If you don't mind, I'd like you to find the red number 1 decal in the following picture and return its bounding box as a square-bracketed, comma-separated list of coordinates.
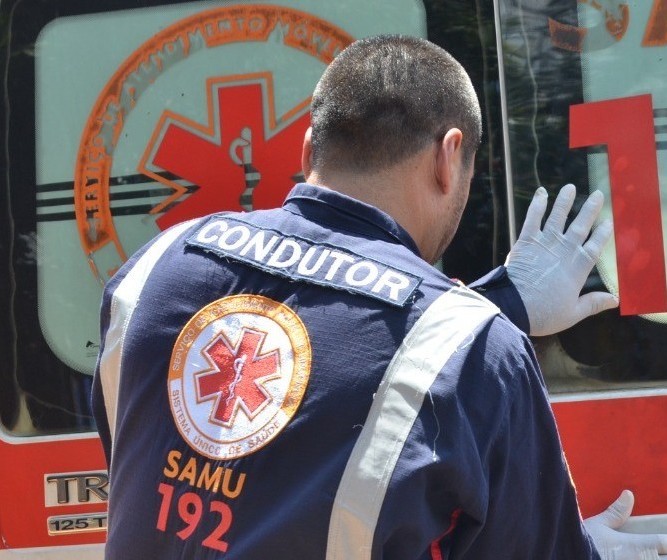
[570, 94, 667, 315]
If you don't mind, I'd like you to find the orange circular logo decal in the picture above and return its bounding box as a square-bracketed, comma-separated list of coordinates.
[168, 295, 311, 460]
[73, 5, 353, 283]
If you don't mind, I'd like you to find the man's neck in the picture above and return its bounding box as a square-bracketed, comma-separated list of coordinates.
[304, 155, 440, 262]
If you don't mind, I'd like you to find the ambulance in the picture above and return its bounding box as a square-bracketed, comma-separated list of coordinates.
[0, 0, 666, 556]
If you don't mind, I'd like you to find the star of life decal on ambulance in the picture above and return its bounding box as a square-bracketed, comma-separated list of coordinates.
[168, 294, 311, 460]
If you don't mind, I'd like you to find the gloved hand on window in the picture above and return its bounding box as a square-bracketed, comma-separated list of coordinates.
[506, 183, 619, 336]
[584, 490, 667, 560]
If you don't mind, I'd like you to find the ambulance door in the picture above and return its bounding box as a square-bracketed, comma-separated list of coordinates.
[0, 0, 506, 555]
[493, 0, 667, 522]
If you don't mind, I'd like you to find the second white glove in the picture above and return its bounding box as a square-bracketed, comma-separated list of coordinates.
[584, 490, 667, 560]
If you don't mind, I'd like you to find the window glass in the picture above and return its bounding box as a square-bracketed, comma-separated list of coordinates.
[496, 0, 667, 393]
[6, 0, 506, 436]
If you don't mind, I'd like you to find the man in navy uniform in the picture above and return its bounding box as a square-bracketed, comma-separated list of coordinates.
[93, 35, 666, 559]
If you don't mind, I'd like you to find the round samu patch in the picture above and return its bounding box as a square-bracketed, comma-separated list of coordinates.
[168, 294, 311, 460]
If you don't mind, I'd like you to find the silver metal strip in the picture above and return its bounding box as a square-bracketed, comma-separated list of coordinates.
[492, 0, 518, 244]
[0, 544, 104, 559]
[550, 387, 667, 404]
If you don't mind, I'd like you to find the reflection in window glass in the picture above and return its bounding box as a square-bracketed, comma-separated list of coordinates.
[496, 0, 667, 393]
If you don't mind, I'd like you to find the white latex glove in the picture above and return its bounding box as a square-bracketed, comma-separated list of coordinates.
[584, 490, 667, 560]
[506, 184, 619, 336]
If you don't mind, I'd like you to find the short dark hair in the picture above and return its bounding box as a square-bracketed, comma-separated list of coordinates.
[310, 35, 482, 173]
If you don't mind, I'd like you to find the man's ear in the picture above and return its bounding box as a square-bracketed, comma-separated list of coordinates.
[301, 127, 314, 180]
[435, 128, 463, 194]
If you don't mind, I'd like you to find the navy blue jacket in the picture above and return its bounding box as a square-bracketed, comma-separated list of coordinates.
[92, 184, 600, 559]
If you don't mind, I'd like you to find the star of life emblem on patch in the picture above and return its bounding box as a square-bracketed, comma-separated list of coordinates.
[168, 294, 311, 460]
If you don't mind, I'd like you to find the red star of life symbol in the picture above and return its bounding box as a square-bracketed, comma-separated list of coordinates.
[138, 72, 310, 231]
[195, 328, 281, 426]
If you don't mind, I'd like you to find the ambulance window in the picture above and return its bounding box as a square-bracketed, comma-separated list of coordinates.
[1, 1, 500, 436]
[495, 0, 667, 394]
